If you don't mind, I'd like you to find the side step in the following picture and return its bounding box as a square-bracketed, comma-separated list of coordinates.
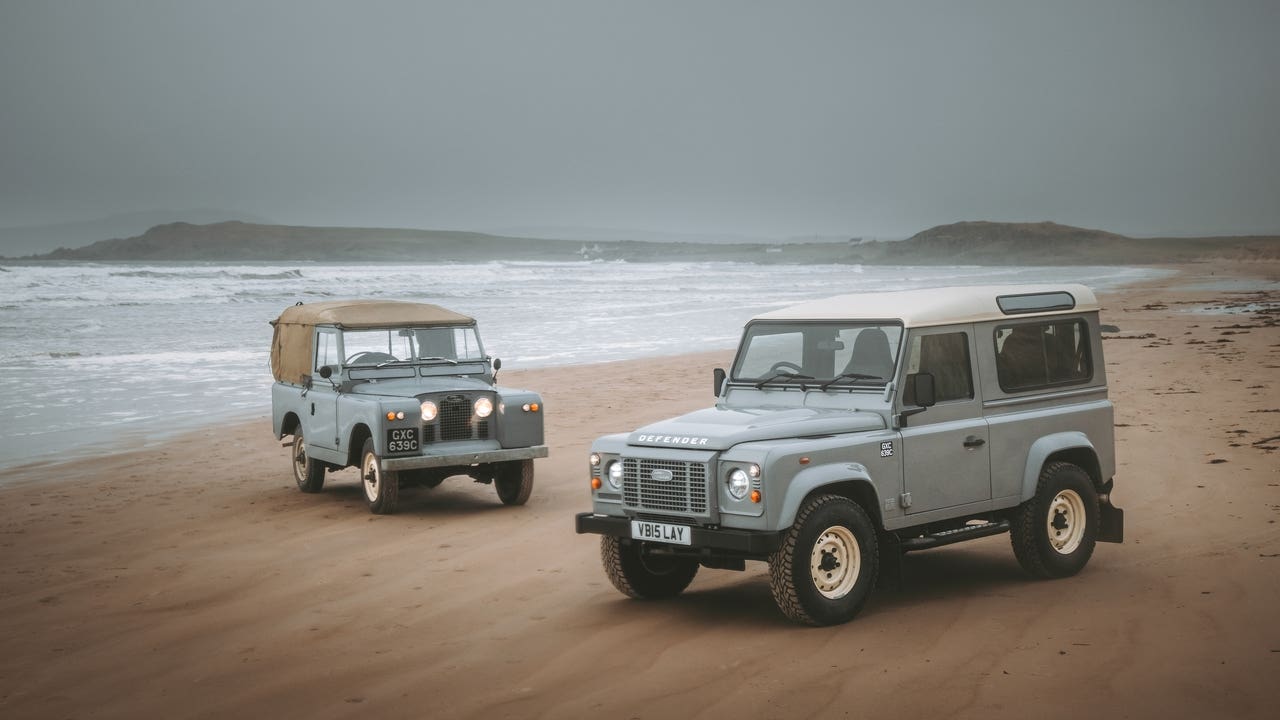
[899, 519, 1010, 552]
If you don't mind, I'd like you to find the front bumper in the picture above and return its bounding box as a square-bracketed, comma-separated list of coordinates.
[575, 512, 786, 555]
[382, 445, 548, 472]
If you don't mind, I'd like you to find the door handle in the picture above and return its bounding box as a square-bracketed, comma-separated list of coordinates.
[963, 436, 986, 448]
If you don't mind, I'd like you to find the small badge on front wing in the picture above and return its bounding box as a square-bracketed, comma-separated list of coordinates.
[880, 441, 894, 458]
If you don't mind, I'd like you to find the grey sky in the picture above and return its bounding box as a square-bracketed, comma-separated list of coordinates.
[1, 0, 1277, 239]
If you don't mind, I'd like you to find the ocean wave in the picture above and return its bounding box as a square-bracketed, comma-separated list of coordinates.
[109, 268, 304, 281]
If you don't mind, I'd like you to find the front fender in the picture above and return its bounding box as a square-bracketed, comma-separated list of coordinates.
[1021, 432, 1097, 502]
[774, 462, 879, 530]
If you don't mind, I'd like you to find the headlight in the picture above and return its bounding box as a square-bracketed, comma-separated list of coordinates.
[420, 400, 438, 422]
[606, 461, 624, 489]
[589, 453, 601, 468]
[474, 396, 494, 418]
[727, 468, 750, 500]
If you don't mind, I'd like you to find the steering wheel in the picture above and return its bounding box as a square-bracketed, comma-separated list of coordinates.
[768, 361, 804, 374]
[345, 351, 397, 365]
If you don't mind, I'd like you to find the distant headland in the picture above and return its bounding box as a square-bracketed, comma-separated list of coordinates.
[4, 219, 1277, 264]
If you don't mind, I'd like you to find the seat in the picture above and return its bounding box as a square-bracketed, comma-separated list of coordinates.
[845, 328, 894, 380]
[998, 325, 1046, 388]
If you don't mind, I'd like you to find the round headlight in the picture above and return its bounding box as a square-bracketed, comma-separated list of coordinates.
[420, 400, 438, 422]
[727, 468, 750, 500]
[606, 461, 624, 490]
[474, 396, 494, 418]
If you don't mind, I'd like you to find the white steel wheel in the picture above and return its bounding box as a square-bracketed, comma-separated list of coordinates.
[362, 452, 381, 502]
[1046, 488, 1087, 555]
[810, 525, 861, 599]
[768, 494, 879, 626]
[1010, 461, 1099, 579]
[291, 431, 324, 493]
[359, 437, 399, 514]
[292, 434, 307, 480]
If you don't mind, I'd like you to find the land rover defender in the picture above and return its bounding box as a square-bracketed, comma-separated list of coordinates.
[576, 284, 1123, 625]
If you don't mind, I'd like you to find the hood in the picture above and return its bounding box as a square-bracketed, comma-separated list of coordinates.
[346, 374, 494, 399]
[628, 406, 886, 451]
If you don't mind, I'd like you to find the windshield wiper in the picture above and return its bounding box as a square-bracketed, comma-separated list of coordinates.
[375, 359, 414, 368]
[416, 356, 459, 366]
[819, 372, 884, 391]
[755, 371, 815, 390]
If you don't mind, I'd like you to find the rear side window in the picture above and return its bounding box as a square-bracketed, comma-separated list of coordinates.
[995, 319, 1092, 392]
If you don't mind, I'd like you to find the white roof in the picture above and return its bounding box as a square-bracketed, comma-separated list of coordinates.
[755, 284, 1099, 328]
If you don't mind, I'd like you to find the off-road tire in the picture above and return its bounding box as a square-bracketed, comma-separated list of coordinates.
[768, 494, 878, 626]
[495, 459, 534, 506]
[601, 536, 699, 599]
[1010, 461, 1099, 578]
[360, 438, 400, 515]
[291, 432, 325, 493]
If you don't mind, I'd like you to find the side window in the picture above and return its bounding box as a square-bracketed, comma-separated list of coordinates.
[315, 330, 338, 372]
[994, 319, 1092, 392]
[903, 331, 974, 404]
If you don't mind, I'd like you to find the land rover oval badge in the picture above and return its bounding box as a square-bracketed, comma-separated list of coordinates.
[650, 468, 675, 482]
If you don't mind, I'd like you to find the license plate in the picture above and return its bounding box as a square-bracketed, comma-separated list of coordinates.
[630, 520, 692, 546]
[385, 427, 419, 454]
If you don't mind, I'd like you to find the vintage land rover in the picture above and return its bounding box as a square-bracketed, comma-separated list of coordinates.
[270, 300, 547, 514]
[576, 284, 1123, 625]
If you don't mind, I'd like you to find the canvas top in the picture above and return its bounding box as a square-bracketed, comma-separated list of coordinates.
[271, 299, 474, 329]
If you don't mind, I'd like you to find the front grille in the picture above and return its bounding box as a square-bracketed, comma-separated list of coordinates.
[622, 458, 709, 515]
[425, 394, 491, 443]
[439, 396, 472, 440]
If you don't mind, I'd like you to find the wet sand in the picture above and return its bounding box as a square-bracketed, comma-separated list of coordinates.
[1, 261, 1277, 719]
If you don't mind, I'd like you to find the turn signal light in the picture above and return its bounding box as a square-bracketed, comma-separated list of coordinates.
[386, 411, 404, 421]
[750, 489, 762, 504]
[530, 403, 540, 412]
[591, 477, 602, 490]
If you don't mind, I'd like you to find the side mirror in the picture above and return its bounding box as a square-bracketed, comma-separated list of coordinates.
[492, 357, 502, 371]
[908, 372, 936, 407]
[713, 368, 726, 397]
[898, 372, 936, 429]
[318, 365, 333, 380]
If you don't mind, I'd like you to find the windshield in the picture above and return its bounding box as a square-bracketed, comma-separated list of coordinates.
[342, 326, 485, 366]
[731, 322, 903, 386]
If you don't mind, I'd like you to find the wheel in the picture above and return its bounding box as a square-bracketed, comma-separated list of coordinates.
[769, 361, 804, 374]
[1010, 461, 1099, 578]
[360, 437, 400, 515]
[495, 459, 534, 506]
[768, 494, 878, 626]
[601, 536, 699, 599]
[291, 432, 325, 493]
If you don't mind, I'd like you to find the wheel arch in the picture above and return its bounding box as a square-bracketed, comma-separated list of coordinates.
[346, 423, 373, 466]
[775, 464, 884, 531]
[1021, 432, 1103, 502]
[279, 412, 302, 438]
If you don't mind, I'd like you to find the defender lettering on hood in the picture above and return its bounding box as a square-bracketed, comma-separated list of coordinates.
[634, 434, 711, 447]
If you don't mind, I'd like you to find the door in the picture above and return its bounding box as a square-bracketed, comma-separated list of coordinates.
[898, 326, 990, 514]
[308, 328, 340, 450]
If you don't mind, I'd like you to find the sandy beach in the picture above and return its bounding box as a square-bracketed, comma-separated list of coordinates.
[1, 262, 1277, 720]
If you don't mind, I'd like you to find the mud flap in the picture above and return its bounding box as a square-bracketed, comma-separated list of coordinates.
[1098, 499, 1124, 543]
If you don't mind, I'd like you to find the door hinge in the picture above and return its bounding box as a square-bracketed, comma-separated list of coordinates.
[898, 492, 913, 509]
